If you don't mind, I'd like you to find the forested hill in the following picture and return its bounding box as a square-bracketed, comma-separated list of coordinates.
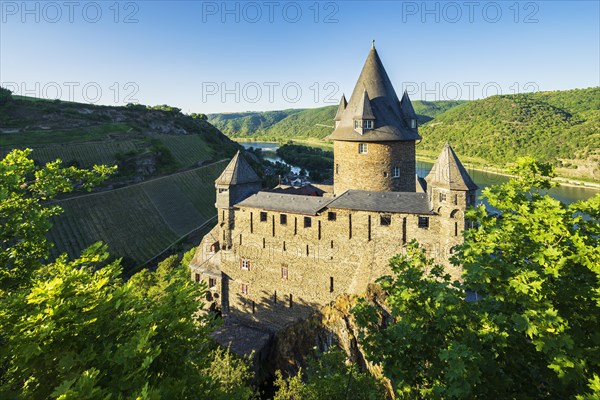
[418, 87, 600, 181]
[208, 100, 467, 141]
[210, 88, 599, 182]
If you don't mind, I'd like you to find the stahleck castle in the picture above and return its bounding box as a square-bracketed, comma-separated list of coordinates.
[189, 44, 478, 329]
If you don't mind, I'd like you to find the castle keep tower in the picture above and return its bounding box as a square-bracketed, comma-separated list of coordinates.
[331, 44, 421, 195]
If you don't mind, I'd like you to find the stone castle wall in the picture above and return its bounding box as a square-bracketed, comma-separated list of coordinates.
[198, 205, 465, 328]
[333, 140, 416, 194]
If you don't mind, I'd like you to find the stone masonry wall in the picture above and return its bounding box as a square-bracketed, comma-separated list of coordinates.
[333, 140, 416, 195]
[211, 205, 464, 329]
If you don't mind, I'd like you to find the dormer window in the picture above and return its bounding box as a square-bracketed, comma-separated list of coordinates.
[409, 119, 417, 129]
[354, 119, 374, 133]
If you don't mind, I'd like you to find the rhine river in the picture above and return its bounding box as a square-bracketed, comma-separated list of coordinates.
[240, 142, 599, 205]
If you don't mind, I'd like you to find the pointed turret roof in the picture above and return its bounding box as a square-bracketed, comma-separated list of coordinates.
[400, 90, 417, 121]
[329, 45, 421, 142]
[215, 151, 261, 186]
[334, 95, 347, 121]
[425, 143, 478, 191]
[354, 90, 375, 119]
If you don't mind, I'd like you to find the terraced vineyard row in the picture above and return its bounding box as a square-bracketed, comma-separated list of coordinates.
[155, 134, 215, 167]
[48, 160, 228, 267]
[26, 141, 137, 167]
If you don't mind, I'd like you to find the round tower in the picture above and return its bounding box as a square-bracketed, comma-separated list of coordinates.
[330, 44, 421, 195]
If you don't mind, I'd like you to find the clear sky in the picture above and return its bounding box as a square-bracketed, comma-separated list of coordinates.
[1, 1, 598, 113]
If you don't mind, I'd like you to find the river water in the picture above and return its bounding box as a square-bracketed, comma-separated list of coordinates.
[240, 142, 599, 205]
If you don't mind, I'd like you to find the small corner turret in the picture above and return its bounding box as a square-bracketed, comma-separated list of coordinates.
[215, 150, 261, 249]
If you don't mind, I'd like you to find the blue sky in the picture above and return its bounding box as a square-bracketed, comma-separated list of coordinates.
[1, 1, 598, 113]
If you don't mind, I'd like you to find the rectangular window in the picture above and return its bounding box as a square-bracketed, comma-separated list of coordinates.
[454, 194, 458, 205]
[281, 267, 288, 280]
[250, 212, 253, 233]
[304, 216, 312, 228]
[440, 193, 447, 202]
[393, 166, 400, 178]
[194, 273, 200, 283]
[469, 193, 476, 205]
[336, 164, 339, 174]
[241, 258, 250, 270]
[328, 212, 337, 221]
[289, 294, 293, 308]
[241, 283, 248, 295]
[380, 214, 391, 226]
[364, 120, 373, 129]
[208, 278, 216, 288]
[358, 143, 368, 154]
[330, 277, 334, 293]
[410, 119, 417, 129]
[280, 214, 287, 225]
[260, 211, 267, 222]
[418, 216, 429, 229]
[354, 120, 359, 129]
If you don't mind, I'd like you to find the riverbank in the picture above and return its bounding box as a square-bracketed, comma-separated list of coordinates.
[234, 138, 600, 190]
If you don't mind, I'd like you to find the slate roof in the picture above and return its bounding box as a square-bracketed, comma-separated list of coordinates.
[400, 90, 418, 121]
[329, 45, 422, 142]
[425, 143, 478, 191]
[327, 190, 433, 215]
[215, 151, 261, 186]
[267, 184, 326, 197]
[236, 191, 335, 215]
[354, 90, 375, 119]
[334, 95, 347, 121]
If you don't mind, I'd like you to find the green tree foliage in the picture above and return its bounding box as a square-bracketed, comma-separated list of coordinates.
[0, 149, 255, 399]
[273, 348, 387, 400]
[0, 86, 13, 103]
[276, 144, 333, 182]
[147, 104, 182, 114]
[0, 149, 116, 290]
[353, 157, 600, 399]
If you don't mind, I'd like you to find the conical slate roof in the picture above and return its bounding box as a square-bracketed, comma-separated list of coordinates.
[215, 151, 261, 185]
[425, 143, 478, 191]
[354, 90, 375, 119]
[400, 90, 417, 121]
[334, 95, 347, 121]
[329, 45, 421, 142]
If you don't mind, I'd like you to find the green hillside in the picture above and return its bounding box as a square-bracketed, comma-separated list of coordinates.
[418, 87, 600, 181]
[1, 96, 239, 176]
[208, 100, 467, 140]
[48, 160, 227, 271]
